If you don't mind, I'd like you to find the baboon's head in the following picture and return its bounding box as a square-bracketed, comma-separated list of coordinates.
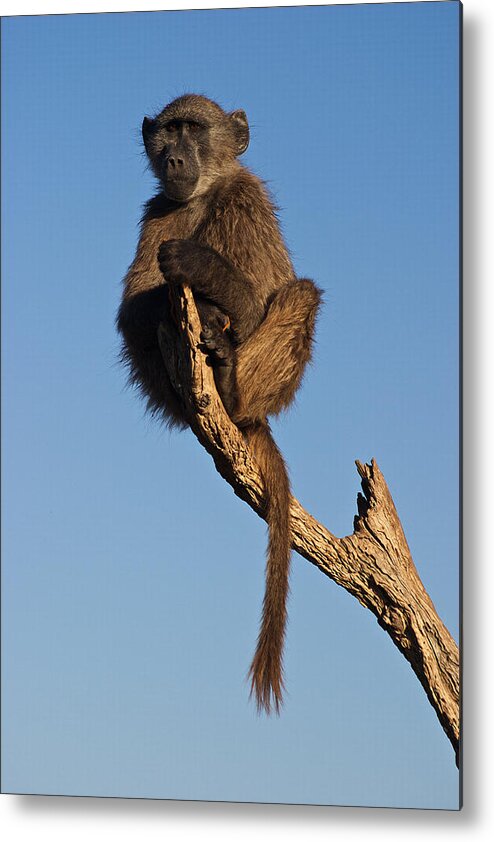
[142, 94, 249, 202]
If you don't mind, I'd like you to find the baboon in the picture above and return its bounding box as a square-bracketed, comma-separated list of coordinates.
[117, 94, 321, 713]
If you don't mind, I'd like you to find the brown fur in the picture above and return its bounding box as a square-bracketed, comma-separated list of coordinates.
[117, 95, 321, 713]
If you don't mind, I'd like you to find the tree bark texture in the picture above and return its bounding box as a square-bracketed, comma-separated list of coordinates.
[158, 285, 460, 765]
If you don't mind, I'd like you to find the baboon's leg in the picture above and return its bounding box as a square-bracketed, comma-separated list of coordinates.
[118, 287, 188, 427]
[233, 279, 321, 425]
[196, 300, 238, 418]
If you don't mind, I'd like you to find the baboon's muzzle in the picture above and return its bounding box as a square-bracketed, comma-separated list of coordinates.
[162, 153, 199, 202]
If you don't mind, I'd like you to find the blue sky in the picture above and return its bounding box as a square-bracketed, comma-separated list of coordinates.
[1, 2, 460, 808]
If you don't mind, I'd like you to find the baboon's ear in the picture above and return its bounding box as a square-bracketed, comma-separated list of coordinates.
[230, 109, 249, 155]
[142, 116, 156, 149]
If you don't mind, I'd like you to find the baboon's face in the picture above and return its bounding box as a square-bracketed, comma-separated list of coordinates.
[147, 117, 207, 202]
[142, 95, 249, 202]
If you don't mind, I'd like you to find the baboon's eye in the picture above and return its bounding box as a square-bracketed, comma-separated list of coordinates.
[187, 121, 201, 133]
[165, 122, 179, 133]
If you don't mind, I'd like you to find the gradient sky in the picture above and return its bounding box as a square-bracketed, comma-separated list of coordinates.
[1, 2, 460, 809]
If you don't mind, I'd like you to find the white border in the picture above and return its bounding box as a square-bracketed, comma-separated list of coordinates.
[0, 0, 450, 18]
[2, 0, 493, 839]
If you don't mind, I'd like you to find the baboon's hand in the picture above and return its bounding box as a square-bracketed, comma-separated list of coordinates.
[200, 324, 233, 367]
[196, 299, 231, 335]
[158, 239, 196, 285]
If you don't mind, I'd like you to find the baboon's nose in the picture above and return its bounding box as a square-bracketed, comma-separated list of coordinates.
[167, 156, 184, 170]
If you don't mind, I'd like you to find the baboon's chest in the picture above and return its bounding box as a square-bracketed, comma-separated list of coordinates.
[150, 201, 204, 243]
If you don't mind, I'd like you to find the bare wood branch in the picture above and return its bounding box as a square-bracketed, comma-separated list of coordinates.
[158, 285, 460, 765]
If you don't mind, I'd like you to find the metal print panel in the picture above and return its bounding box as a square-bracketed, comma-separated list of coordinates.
[1, 1, 461, 809]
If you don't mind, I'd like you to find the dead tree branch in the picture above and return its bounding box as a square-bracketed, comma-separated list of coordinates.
[158, 285, 460, 765]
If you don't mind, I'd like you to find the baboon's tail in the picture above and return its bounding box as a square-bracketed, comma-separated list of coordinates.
[244, 421, 291, 714]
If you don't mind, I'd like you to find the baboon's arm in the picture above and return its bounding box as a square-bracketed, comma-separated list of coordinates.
[157, 239, 265, 342]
